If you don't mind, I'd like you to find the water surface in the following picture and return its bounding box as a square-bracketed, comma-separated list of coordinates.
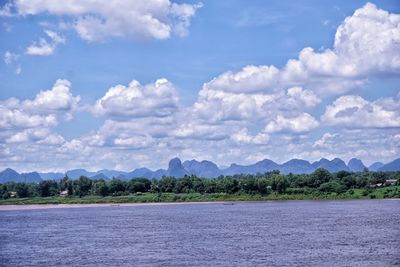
[1, 200, 399, 266]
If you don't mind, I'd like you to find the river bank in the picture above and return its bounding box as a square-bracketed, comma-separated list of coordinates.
[1, 186, 399, 206]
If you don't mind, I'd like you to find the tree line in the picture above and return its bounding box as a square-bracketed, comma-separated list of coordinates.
[1, 169, 399, 199]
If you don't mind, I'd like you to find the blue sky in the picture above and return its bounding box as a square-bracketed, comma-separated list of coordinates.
[0, 0, 399, 172]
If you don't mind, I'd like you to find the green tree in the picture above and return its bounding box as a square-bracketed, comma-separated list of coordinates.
[222, 178, 239, 194]
[38, 180, 58, 197]
[308, 168, 332, 188]
[108, 179, 126, 195]
[158, 177, 176, 192]
[256, 178, 270, 195]
[15, 183, 30, 198]
[128, 181, 146, 193]
[271, 174, 289, 193]
[75, 176, 92, 197]
[93, 180, 109, 196]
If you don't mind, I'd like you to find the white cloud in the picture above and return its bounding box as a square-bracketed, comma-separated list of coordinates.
[264, 113, 319, 133]
[26, 30, 65, 56]
[4, 51, 19, 64]
[38, 133, 65, 145]
[0, 79, 80, 146]
[230, 128, 269, 145]
[333, 3, 400, 75]
[172, 121, 232, 140]
[0, 105, 57, 130]
[0, 2, 14, 17]
[312, 133, 340, 149]
[13, 0, 202, 42]
[286, 87, 321, 108]
[194, 3, 399, 99]
[113, 135, 154, 149]
[181, 2, 399, 144]
[21, 79, 80, 115]
[205, 65, 280, 94]
[6, 128, 50, 143]
[321, 94, 400, 128]
[93, 79, 179, 119]
[192, 89, 275, 122]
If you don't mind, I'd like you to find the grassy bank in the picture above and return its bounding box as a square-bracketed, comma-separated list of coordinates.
[1, 186, 399, 205]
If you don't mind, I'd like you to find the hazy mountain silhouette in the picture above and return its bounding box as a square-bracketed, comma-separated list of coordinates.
[1, 156, 399, 182]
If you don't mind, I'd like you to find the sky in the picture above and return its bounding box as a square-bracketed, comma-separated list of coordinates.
[0, 0, 399, 172]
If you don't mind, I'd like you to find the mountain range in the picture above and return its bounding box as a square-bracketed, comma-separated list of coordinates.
[1, 157, 399, 183]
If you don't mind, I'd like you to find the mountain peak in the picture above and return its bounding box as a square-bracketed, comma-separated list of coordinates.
[348, 158, 366, 172]
[169, 157, 183, 168]
[167, 157, 188, 178]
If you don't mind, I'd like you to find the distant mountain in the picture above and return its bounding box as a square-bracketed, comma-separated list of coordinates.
[223, 159, 279, 176]
[369, 162, 384, 171]
[167, 158, 188, 178]
[21, 172, 42, 183]
[0, 168, 24, 183]
[378, 158, 400, 171]
[312, 158, 349, 173]
[95, 169, 127, 179]
[65, 169, 97, 180]
[0, 169, 42, 183]
[348, 158, 366, 172]
[127, 168, 153, 179]
[39, 172, 65, 180]
[1, 157, 399, 183]
[90, 173, 109, 180]
[150, 169, 167, 179]
[280, 159, 313, 174]
[183, 160, 222, 178]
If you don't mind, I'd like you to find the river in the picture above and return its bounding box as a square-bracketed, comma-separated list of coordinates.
[1, 200, 399, 266]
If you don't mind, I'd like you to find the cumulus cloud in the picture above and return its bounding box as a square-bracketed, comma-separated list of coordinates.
[6, 128, 50, 143]
[172, 121, 232, 141]
[195, 3, 399, 99]
[0, 79, 80, 145]
[333, 3, 400, 75]
[0, 106, 57, 130]
[26, 30, 65, 56]
[321, 94, 400, 128]
[230, 128, 269, 145]
[264, 113, 319, 133]
[93, 79, 179, 120]
[285, 87, 321, 108]
[182, 2, 399, 143]
[192, 89, 276, 122]
[12, 0, 202, 42]
[205, 65, 280, 94]
[21, 79, 80, 116]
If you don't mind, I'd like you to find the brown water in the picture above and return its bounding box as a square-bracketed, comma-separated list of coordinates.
[1, 200, 399, 266]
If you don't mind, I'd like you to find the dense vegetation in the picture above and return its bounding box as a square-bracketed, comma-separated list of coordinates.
[1, 169, 399, 204]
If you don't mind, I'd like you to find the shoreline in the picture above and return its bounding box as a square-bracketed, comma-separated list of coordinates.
[1, 198, 399, 211]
